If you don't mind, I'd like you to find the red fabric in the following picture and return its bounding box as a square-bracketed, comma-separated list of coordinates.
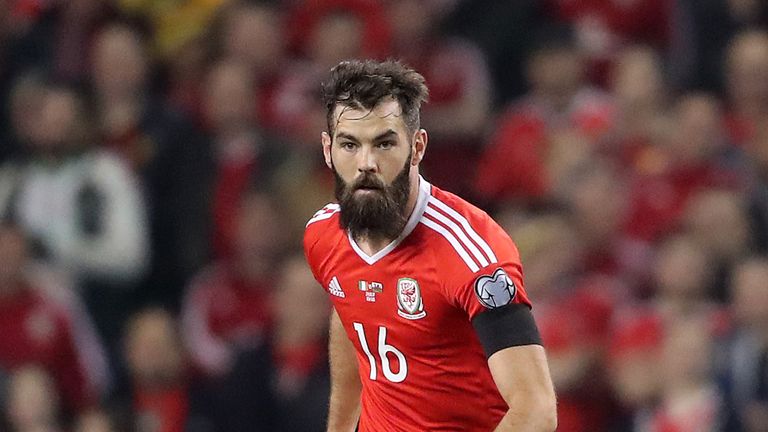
[474, 94, 614, 202]
[134, 386, 189, 432]
[275, 342, 325, 378]
[648, 389, 719, 432]
[212, 156, 257, 259]
[547, 0, 672, 85]
[287, 0, 391, 59]
[724, 112, 756, 147]
[255, 72, 296, 132]
[0, 286, 93, 413]
[536, 286, 618, 432]
[608, 308, 663, 360]
[474, 110, 549, 201]
[554, 397, 589, 432]
[184, 264, 275, 378]
[537, 278, 617, 352]
[198, 266, 273, 344]
[398, 39, 490, 195]
[549, 0, 670, 46]
[623, 162, 738, 241]
[555, 393, 618, 432]
[255, 64, 320, 140]
[399, 40, 479, 107]
[11, 0, 45, 19]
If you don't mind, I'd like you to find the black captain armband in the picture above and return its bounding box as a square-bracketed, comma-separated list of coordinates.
[471, 303, 542, 358]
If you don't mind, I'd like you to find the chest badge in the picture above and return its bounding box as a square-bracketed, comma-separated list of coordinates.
[397, 278, 426, 320]
[359, 280, 383, 302]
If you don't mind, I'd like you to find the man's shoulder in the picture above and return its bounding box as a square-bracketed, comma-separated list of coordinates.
[303, 203, 342, 255]
[420, 185, 508, 275]
[425, 185, 500, 238]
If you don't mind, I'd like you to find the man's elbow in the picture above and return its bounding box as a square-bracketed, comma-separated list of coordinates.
[516, 391, 556, 431]
[534, 392, 558, 432]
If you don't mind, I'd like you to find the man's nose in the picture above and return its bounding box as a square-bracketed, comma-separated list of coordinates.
[357, 146, 377, 173]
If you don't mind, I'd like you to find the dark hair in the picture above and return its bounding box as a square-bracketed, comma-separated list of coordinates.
[321, 59, 429, 135]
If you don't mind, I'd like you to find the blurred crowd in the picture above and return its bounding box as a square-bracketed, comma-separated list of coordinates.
[0, 0, 768, 431]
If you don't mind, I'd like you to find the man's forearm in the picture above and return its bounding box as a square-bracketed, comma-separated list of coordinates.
[327, 385, 361, 432]
[327, 310, 362, 432]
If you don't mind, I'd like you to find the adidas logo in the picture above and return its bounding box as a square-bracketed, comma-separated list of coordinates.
[329, 276, 346, 298]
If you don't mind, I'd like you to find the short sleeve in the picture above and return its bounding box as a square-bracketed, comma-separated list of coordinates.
[440, 219, 541, 356]
[445, 227, 532, 322]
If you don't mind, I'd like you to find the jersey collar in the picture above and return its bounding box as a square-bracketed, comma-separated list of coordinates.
[347, 175, 431, 265]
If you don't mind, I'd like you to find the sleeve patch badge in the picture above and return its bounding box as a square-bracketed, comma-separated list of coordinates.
[474, 268, 516, 309]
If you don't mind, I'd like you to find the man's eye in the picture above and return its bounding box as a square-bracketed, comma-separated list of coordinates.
[377, 141, 394, 149]
[340, 142, 357, 150]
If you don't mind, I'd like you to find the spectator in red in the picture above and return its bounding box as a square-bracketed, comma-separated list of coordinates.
[474, 25, 615, 205]
[606, 307, 664, 431]
[181, 189, 285, 378]
[534, 288, 619, 432]
[509, 210, 622, 432]
[287, 0, 390, 64]
[273, 253, 331, 431]
[556, 159, 656, 290]
[624, 93, 745, 243]
[0, 223, 97, 416]
[264, 2, 386, 146]
[605, 45, 671, 175]
[200, 58, 306, 258]
[119, 307, 221, 432]
[650, 315, 723, 431]
[387, 0, 492, 196]
[545, 0, 673, 86]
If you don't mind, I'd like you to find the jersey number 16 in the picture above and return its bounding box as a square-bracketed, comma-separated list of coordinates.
[353, 322, 408, 383]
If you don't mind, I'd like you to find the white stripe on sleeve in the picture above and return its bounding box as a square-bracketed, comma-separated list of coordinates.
[420, 216, 480, 272]
[425, 205, 489, 267]
[428, 197, 497, 263]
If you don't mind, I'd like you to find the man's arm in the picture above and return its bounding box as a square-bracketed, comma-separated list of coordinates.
[327, 308, 362, 432]
[489, 344, 557, 432]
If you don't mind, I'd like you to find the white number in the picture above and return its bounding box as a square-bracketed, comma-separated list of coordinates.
[353, 322, 377, 380]
[352, 322, 408, 383]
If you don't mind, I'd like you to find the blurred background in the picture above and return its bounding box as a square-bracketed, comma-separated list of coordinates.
[0, 0, 767, 431]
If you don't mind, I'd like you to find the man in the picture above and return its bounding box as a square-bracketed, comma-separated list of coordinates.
[303, 59, 557, 431]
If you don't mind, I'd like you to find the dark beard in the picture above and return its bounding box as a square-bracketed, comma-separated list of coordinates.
[334, 153, 412, 242]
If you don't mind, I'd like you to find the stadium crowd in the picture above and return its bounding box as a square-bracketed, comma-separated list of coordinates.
[0, 0, 767, 431]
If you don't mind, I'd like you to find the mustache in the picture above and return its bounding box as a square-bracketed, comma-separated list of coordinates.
[352, 174, 385, 190]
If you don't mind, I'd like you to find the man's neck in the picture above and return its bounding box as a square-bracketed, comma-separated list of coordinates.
[356, 174, 421, 256]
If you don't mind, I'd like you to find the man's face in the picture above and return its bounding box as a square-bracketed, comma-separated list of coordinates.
[322, 99, 426, 240]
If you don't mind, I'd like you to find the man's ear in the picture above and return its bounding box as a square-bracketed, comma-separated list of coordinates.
[322, 131, 333, 170]
[411, 129, 428, 166]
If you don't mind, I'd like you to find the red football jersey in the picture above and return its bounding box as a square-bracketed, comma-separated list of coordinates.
[304, 178, 533, 431]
